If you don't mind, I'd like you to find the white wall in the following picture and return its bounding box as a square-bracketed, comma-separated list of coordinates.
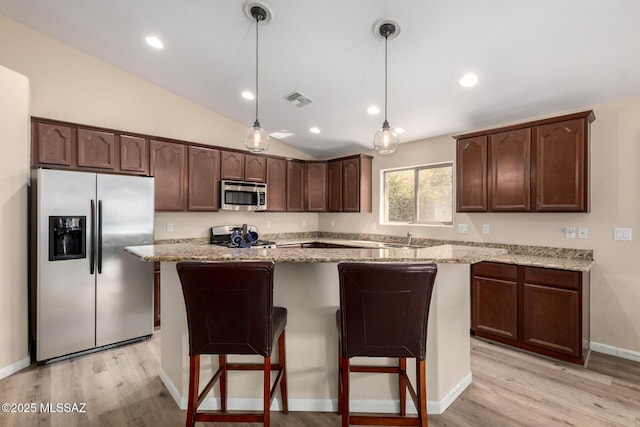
[320, 98, 640, 354]
[0, 65, 30, 377]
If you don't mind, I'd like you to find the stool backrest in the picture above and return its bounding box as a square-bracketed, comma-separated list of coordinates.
[338, 262, 437, 360]
[177, 260, 275, 357]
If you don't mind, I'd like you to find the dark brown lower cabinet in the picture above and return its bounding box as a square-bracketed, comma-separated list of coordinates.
[471, 262, 589, 364]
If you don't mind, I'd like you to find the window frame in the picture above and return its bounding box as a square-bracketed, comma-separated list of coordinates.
[380, 161, 454, 227]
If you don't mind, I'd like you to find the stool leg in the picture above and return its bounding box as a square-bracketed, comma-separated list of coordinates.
[219, 355, 227, 412]
[340, 355, 350, 427]
[186, 355, 200, 427]
[416, 359, 427, 427]
[399, 357, 407, 416]
[337, 339, 342, 415]
[278, 331, 289, 414]
[264, 355, 272, 427]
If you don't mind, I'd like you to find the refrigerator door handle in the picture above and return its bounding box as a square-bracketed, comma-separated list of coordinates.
[90, 199, 96, 275]
[98, 199, 103, 274]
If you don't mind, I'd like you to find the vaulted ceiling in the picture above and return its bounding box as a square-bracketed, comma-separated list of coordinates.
[1, 0, 639, 158]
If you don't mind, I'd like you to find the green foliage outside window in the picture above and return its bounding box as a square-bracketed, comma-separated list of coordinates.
[384, 163, 453, 225]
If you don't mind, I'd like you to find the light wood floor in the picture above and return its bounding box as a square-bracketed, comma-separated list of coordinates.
[1, 331, 639, 426]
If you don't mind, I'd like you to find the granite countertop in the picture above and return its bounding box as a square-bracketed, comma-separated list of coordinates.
[124, 242, 508, 264]
[125, 235, 593, 271]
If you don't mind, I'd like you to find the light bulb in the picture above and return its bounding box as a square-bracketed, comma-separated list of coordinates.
[244, 121, 270, 153]
[373, 121, 399, 154]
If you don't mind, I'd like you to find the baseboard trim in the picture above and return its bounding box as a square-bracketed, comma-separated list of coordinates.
[591, 341, 640, 363]
[159, 367, 187, 409]
[160, 372, 473, 414]
[0, 356, 30, 381]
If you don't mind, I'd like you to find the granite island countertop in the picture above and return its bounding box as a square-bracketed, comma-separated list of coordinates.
[124, 242, 508, 264]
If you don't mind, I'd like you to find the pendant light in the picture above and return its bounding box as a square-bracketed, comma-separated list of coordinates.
[373, 22, 400, 155]
[244, 4, 270, 153]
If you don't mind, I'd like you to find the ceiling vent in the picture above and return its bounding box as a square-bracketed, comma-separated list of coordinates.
[284, 91, 313, 107]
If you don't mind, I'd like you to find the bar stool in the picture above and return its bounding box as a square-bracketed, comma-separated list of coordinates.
[336, 261, 438, 427]
[176, 260, 288, 427]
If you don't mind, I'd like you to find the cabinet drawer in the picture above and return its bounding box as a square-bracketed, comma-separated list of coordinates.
[473, 262, 518, 281]
[523, 266, 579, 290]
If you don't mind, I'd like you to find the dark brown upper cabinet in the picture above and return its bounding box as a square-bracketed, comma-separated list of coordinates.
[456, 136, 488, 212]
[187, 146, 220, 211]
[305, 161, 327, 212]
[150, 140, 187, 211]
[489, 128, 531, 211]
[77, 128, 116, 170]
[220, 150, 266, 183]
[266, 157, 287, 212]
[119, 135, 148, 174]
[35, 122, 74, 167]
[342, 155, 372, 213]
[454, 110, 594, 213]
[534, 119, 588, 211]
[327, 160, 343, 212]
[287, 160, 305, 212]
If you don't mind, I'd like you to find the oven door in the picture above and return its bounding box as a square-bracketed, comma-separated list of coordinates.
[220, 181, 267, 211]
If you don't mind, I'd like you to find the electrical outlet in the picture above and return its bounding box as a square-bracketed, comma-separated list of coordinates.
[457, 223, 468, 234]
[371, 222, 377, 230]
[166, 223, 173, 232]
[302, 220, 307, 227]
[482, 224, 490, 234]
[266, 221, 272, 229]
[330, 220, 335, 227]
[564, 226, 576, 239]
[577, 227, 588, 239]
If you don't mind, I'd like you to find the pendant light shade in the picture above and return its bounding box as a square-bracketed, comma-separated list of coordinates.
[373, 22, 399, 155]
[244, 4, 270, 153]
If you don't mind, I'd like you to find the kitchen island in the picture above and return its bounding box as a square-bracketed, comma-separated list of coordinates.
[125, 243, 507, 415]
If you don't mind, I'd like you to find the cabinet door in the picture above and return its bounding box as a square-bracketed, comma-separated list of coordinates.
[522, 284, 579, 357]
[220, 151, 245, 181]
[342, 158, 361, 212]
[287, 160, 305, 212]
[245, 154, 267, 182]
[456, 136, 488, 212]
[266, 157, 287, 212]
[188, 146, 220, 211]
[306, 162, 327, 211]
[36, 122, 73, 166]
[472, 262, 519, 342]
[77, 128, 116, 170]
[534, 118, 588, 212]
[489, 128, 531, 211]
[120, 135, 148, 174]
[327, 161, 342, 212]
[150, 140, 187, 211]
[522, 266, 580, 357]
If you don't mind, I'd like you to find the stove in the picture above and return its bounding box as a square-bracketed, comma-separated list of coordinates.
[210, 225, 276, 249]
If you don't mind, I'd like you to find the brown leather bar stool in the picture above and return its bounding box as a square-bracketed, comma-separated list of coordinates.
[176, 260, 288, 427]
[336, 261, 438, 427]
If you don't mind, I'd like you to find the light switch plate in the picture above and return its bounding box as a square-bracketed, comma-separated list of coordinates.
[613, 227, 632, 241]
[577, 227, 588, 239]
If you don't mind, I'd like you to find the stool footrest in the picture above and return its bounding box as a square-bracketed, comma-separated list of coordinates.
[349, 414, 422, 426]
[227, 363, 282, 371]
[194, 412, 265, 423]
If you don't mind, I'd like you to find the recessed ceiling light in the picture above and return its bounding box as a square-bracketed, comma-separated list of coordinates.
[309, 127, 320, 134]
[367, 105, 380, 115]
[269, 131, 294, 139]
[394, 127, 405, 134]
[145, 36, 164, 50]
[242, 91, 255, 100]
[459, 73, 479, 88]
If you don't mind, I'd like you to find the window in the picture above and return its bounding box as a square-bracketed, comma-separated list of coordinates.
[382, 163, 453, 225]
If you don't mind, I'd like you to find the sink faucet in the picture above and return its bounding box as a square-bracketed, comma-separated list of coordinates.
[406, 231, 412, 245]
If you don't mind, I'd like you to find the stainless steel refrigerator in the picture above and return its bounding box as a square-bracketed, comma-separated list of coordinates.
[30, 168, 155, 362]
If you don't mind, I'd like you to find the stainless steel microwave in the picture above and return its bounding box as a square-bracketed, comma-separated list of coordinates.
[220, 180, 267, 211]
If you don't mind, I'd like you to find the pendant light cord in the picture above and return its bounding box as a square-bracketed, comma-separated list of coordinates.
[254, 16, 259, 124]
[384, 34, 388, 123]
